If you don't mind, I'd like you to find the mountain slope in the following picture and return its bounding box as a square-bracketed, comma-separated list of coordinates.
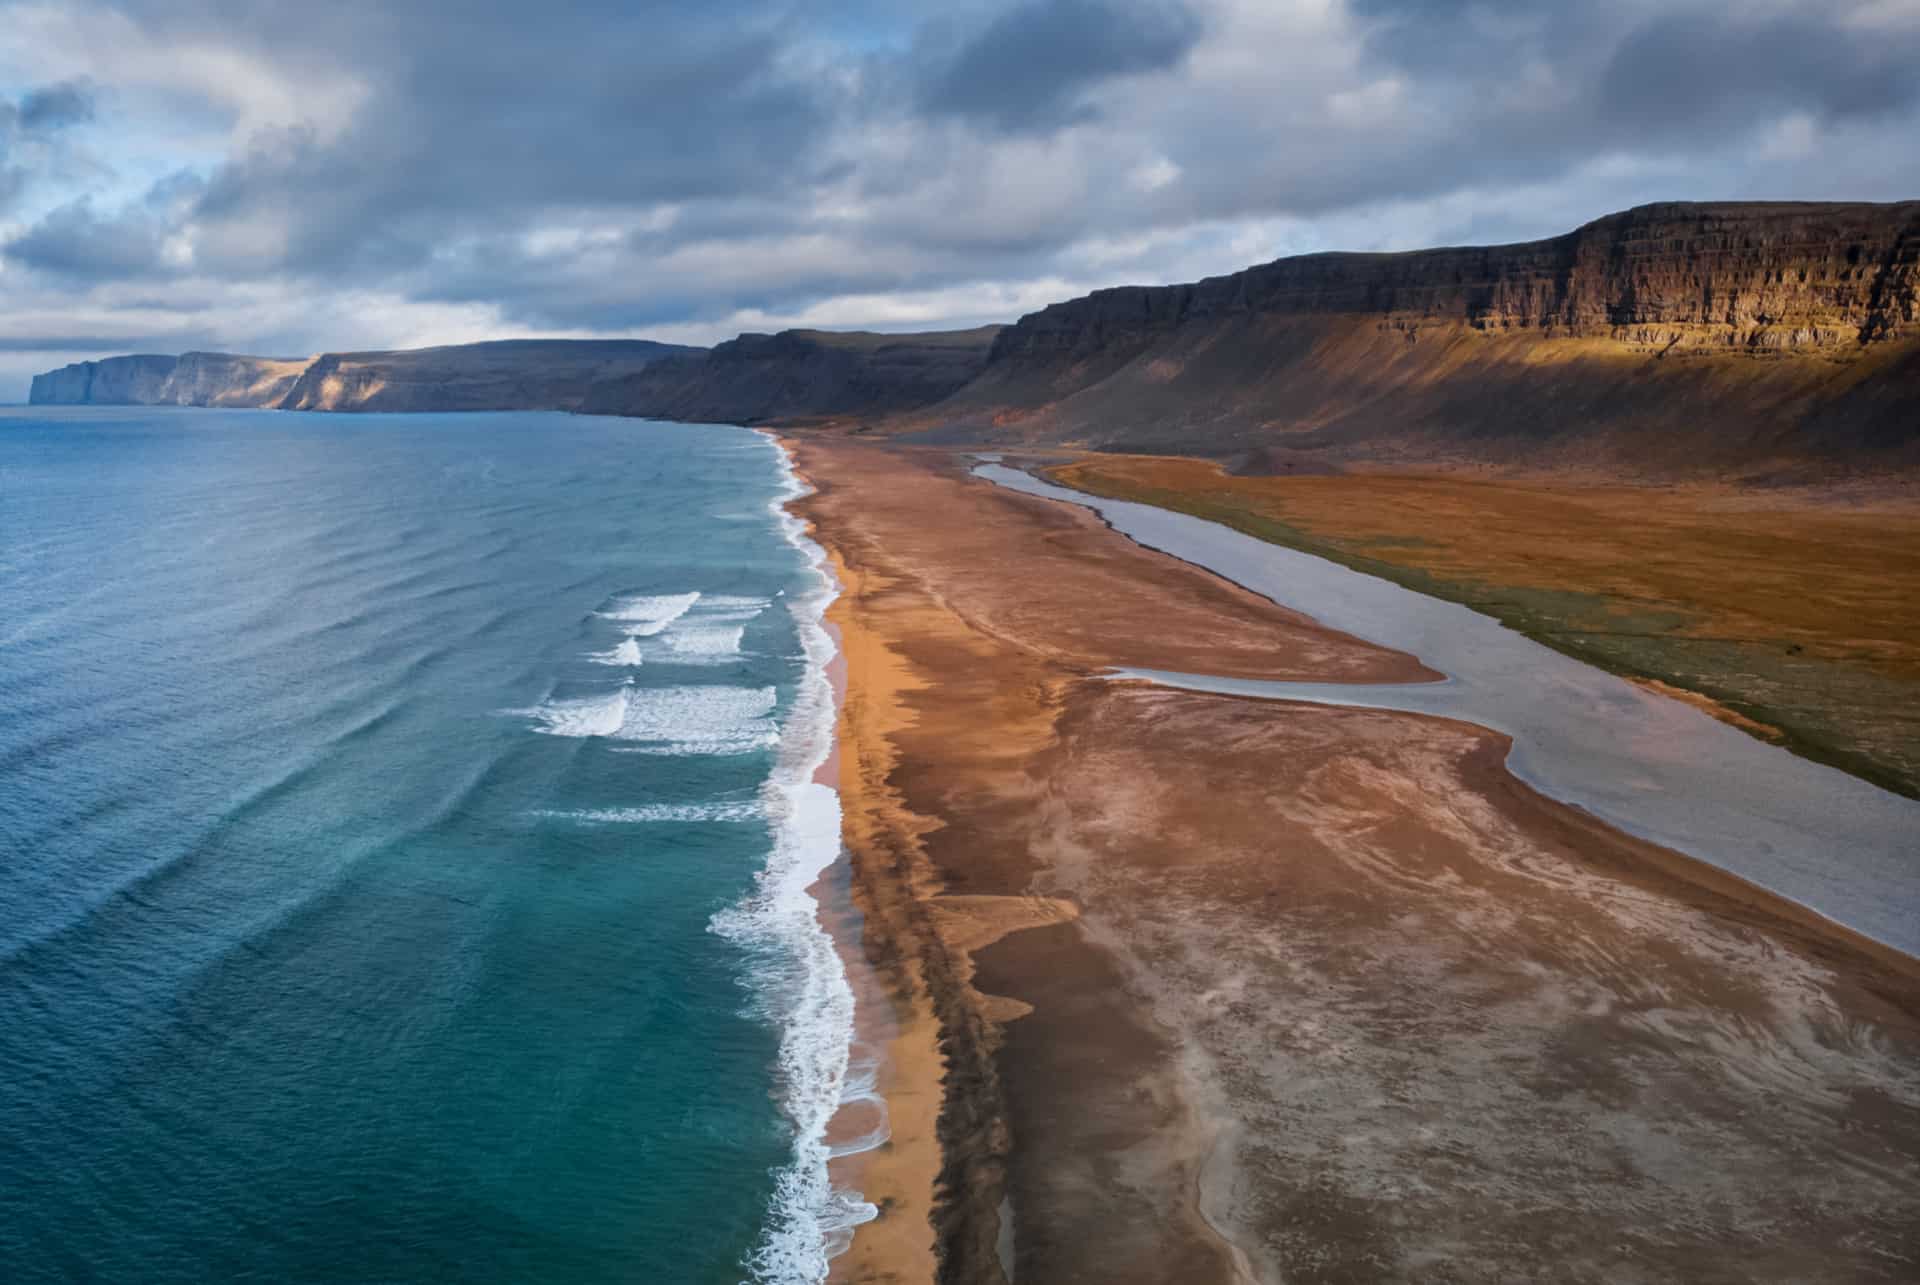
[919, 201, 1920, 474]
[578, 326, 1002, 424]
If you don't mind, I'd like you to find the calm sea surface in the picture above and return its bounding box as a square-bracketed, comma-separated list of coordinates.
[0, 407, 858, 1282]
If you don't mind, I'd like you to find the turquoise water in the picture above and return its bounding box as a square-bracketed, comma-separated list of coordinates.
[0, 408, 864, 1282]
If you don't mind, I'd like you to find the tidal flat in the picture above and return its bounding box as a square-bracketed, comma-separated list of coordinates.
[1047, 456, 1920, 799]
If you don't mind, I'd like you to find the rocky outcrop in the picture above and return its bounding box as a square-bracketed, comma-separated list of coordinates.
[30, 339, 698, 412]
[578, 326, 1002, 424]
[928, 202, 1920, 473]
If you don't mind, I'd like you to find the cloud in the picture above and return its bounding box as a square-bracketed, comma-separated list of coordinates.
[4, 199, 167, 277]
[0, 0, 1916, 402]
[17, 80, 96, 131]
[917, 0, 1204, 132]
[1598, 12, 1920, 134]
[0, 79, 104, 214]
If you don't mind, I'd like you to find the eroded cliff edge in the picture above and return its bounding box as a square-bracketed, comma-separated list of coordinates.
[30, 340, 699, 413]
[924, 201, 1920, 474]
[29, 352, 313, 408]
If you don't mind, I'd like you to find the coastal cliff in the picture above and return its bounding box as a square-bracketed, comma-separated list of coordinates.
[29, 352, 312, 408]
[28, 202, 1919, 471]
[273, 339, 697, 412]
[28, 328, 996, 424]
[930, 201, 1920, 472]
[990, 202, 1918, 359]
[29, 339, 697, 413]
[577, 326, 1002, 424]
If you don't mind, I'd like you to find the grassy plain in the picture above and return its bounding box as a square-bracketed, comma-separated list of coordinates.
[1048, 456, 1920, 798]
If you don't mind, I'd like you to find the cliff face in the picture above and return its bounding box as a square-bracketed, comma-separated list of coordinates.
[987, 202, 1919, 365]
[273, 339, 698, 411]
[931, 202, 1920, 472]
[30, 340, 697, 412]
[29, 353, 308, 407]
[579, 326, 1002, 424]
[30, 330, 992, 422]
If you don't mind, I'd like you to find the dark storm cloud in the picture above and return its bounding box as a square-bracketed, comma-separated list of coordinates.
[17, 81, 97, 131]
[0, 81, 102, 214]
[1151, 1, 1920, 231]
[1346, 0, 1604, 72]
[1351, 2, 1920, 148]
[1598, 13, 1920, 133]
[918, 0, 1203, 132]
[3, 199, 167, 278]
[174, 6, 843, 279]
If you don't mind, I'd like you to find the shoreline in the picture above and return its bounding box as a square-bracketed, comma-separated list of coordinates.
[788, 435, 1920, 1282]
[811, 604, 941, 1285]
[769, 437, 946, 1285]
[720, 433, 885, 1281]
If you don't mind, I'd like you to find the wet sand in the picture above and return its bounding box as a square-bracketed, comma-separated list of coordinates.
[795, 438, 1920, 1284]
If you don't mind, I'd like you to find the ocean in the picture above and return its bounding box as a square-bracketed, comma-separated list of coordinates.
[0, 407, 870, 1282]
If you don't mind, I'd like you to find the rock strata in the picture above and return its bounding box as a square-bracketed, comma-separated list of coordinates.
[933, 202, 1920, 473]
[987, 202, 1920, 365]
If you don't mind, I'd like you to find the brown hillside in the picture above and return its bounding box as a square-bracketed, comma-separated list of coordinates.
[917, 201, 1920, 476]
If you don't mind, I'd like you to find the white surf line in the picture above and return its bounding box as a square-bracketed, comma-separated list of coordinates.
[587, 637, 644, 666]
[530, 802, 764, 824]
[710, 432, 877, 1285]
[514, 679, 632, 738]
[973, 461, 1920, 961]
[598, 590, 702, 636]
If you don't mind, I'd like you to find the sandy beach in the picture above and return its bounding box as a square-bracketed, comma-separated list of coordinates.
[795, 438, 1920, 1284]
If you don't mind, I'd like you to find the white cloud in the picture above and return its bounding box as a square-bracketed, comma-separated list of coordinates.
[1128, 155, 1182, 192]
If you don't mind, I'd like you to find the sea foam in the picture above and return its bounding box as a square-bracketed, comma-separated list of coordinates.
[588, 637, 645, 666]
[616, 684, 778, 753]
[665, 623, 747, 657]
[520, 683, 631, 738]
[521, 682, 777, 755]
[710, 438, 877, 1283]
[599, 590, 701, 635]
[534, 802, 764, 824]
[663, 596, 769, 660]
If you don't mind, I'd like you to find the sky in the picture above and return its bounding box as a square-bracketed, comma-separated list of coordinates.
[2, 0, 1918, 399]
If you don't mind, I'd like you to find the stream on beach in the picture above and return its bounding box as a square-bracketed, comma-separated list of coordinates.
[975, 463, 1920, 960]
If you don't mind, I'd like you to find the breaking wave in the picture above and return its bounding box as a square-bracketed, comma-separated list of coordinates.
[666, 623, 747, 657]
[599, 590, 701, 635]
[709, 437, 876, 1283]
[516, 682, 777, 755]
[589, 637, 645, 666]
[532, 802, 765, 824]
[517, 683, 631, 738]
